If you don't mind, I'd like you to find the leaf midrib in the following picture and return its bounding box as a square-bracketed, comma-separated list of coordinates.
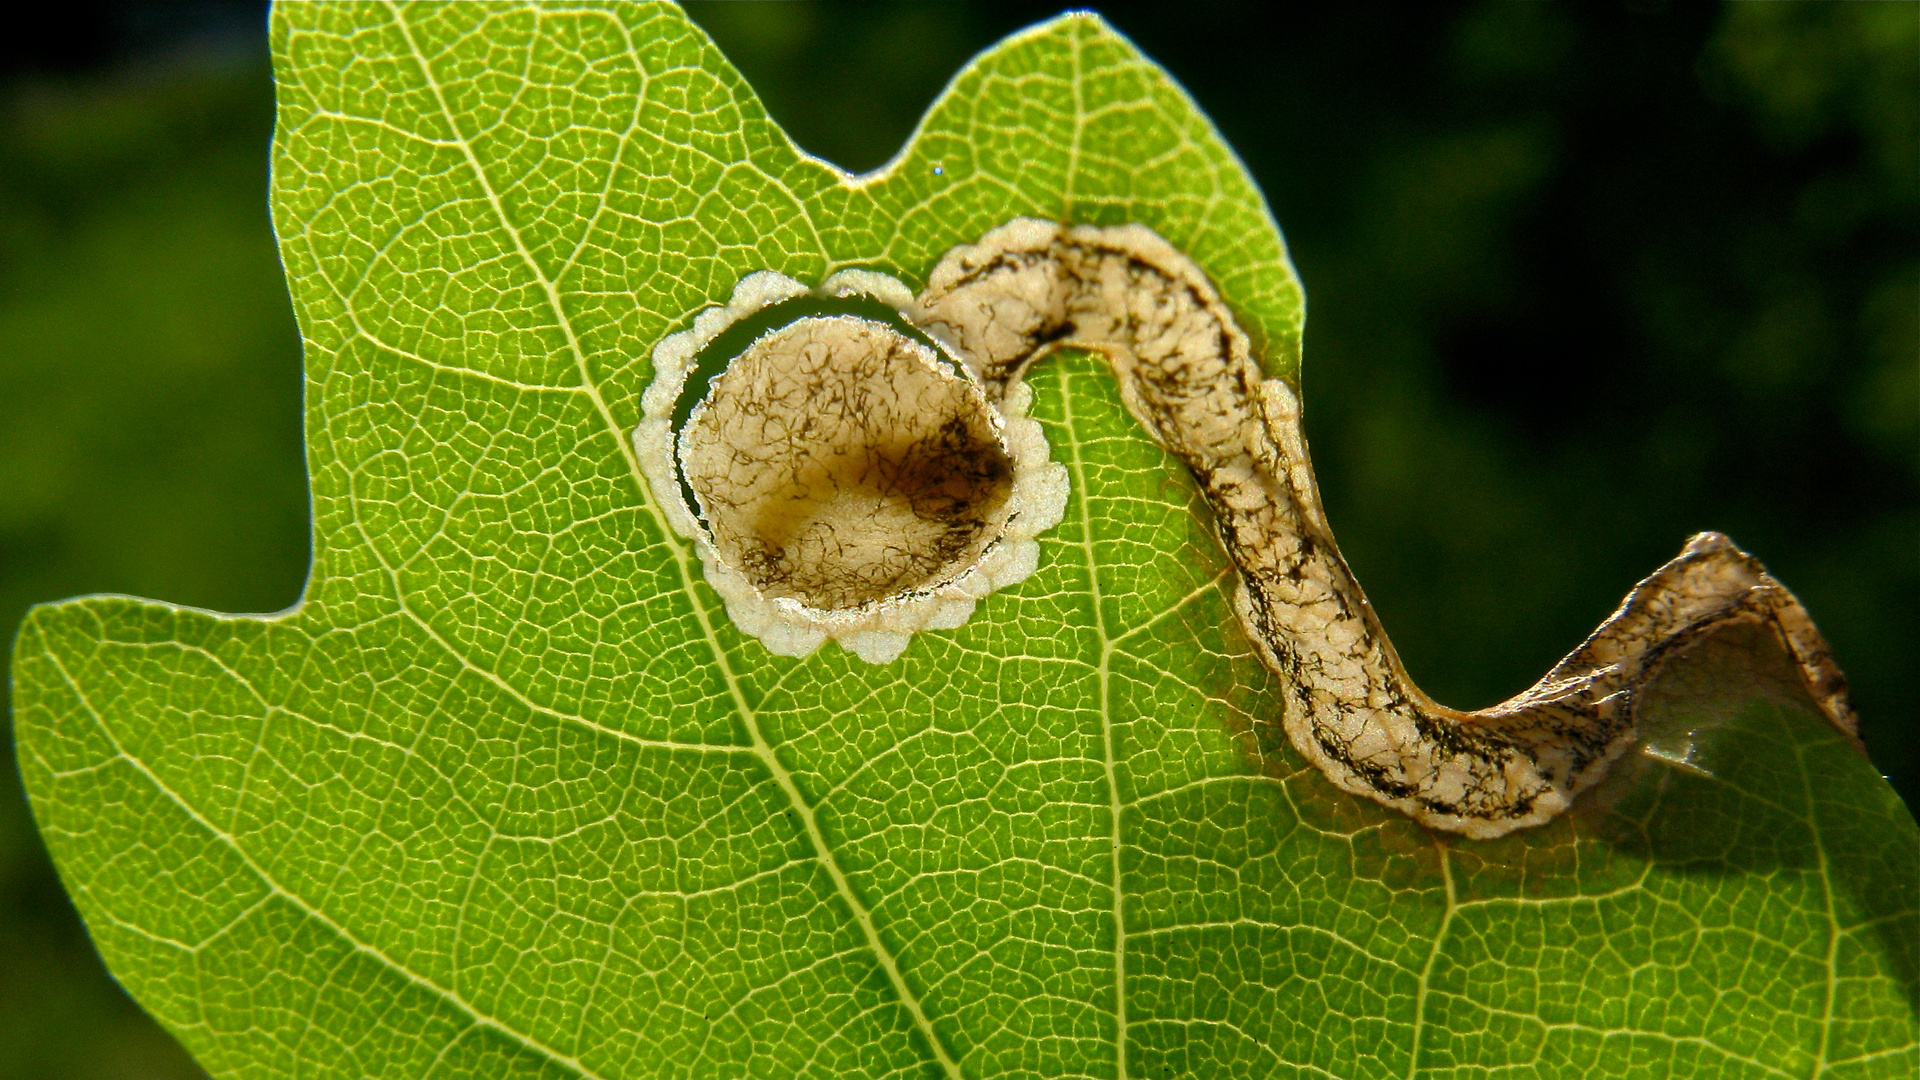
[378, 3, 964, 1075]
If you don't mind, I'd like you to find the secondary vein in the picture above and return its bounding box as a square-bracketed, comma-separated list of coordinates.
[1406, 840, 1455, 1080]
[1060, 363, 1131, 1080]
[45, 650, 608, 1080]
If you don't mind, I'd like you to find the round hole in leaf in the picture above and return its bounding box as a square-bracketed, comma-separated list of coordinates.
[678, 314, 1015, 611]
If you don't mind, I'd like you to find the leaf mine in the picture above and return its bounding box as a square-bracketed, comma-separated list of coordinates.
[909, 218, 1862, 839]
[640, 217, 1860, 837]
[681, 315, 1015, 612]
[635, 269, 1068, 664]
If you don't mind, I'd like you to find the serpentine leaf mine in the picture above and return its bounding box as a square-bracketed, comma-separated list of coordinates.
[640, 218, 1860, 838]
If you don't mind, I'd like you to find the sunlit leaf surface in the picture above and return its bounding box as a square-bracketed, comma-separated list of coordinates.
[13, 4, 1915, 1077]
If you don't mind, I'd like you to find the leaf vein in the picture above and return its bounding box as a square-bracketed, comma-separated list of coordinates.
[44, 648, 603, 1080]
[378, 5, 962, 1076]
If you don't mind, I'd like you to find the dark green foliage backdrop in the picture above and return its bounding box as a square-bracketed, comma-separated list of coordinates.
[0, 2, 1911, 1075]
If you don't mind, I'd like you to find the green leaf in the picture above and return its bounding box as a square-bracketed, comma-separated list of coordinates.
[11, 3, 1916, 1077]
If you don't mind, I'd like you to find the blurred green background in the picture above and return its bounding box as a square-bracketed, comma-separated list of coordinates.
[0, 2, 1911, 1075]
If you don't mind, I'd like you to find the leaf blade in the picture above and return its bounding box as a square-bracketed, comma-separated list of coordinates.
[13, 3, 1915, 1078]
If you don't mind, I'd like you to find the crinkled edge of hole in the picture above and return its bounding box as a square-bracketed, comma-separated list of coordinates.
[634, 269, 1068, 664]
